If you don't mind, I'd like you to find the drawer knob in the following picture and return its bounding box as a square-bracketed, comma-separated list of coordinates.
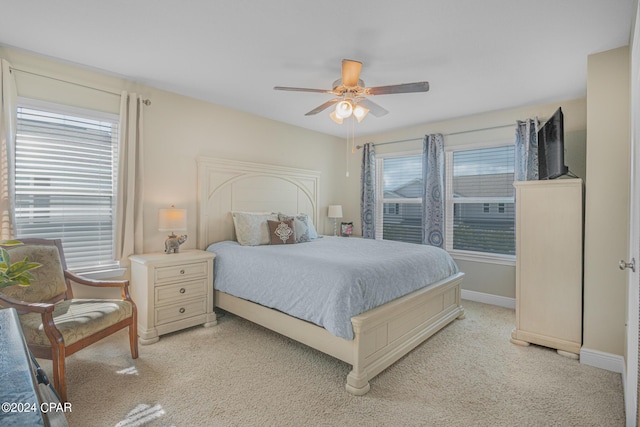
[179, 307, 185, 314]
[179, 288, 186, 294]
[180, 269, 185, 275]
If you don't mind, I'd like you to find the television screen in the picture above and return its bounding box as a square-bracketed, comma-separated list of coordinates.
[537, 107, 568, 180]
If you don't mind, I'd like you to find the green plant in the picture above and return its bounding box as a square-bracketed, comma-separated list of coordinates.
[0, 240, 42, 290]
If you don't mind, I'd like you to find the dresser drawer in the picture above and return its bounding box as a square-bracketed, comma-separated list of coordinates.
[155, 299, 207, 325]
[155, 279, 208, 306]
[154, 260, 208, 283]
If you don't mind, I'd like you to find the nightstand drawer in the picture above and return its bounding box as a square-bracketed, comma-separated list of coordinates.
[155, 278, 208, 305]
[154, 261, 208, 283]
[155, 299, 207, 325]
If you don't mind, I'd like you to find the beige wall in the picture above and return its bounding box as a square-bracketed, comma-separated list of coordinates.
[1, 44, 631, 358]
[584, 46, 631, 356]
[0, 46, 348, 257]
[345, 98, 587, 299]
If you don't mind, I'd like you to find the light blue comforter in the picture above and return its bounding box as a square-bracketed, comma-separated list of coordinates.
[207, 237, 459, 340]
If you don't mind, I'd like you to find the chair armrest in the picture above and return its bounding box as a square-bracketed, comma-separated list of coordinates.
[0, 293, 55, 314]
[64, 271, 134, 302]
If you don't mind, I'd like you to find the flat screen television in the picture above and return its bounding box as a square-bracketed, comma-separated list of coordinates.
[537, 107, 569, 180]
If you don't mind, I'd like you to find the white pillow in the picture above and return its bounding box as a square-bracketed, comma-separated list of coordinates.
[231, 211, 278, 246]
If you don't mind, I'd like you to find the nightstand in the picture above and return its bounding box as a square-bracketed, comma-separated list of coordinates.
[129, 250, 216, 344]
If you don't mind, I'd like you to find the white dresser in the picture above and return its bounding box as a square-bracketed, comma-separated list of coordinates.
[511, 178, 583, 357]
[129, 250, 216, 344]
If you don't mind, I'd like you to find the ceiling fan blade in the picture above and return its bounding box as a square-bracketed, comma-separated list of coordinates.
[366, 81, 430, 96]
[341, 59, 362, 87]
[305, 98, 341, 116]
[274, 86, 332, 94]
[358, 98, 389, 117]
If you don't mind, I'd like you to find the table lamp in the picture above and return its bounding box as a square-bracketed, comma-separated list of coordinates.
[328, 205, 343, 237]
[158, 205, 188, 253]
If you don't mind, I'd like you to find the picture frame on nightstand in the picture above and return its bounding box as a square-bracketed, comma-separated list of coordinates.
[340, 222, 353, 237]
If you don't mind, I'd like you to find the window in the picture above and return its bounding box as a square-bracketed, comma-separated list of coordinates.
[15, 99, 120, 271]
[445, 145, 515, 260]
[375, 153, 423, 244]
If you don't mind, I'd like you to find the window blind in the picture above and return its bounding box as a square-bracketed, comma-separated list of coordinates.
[446, 145, 515, 256]
[15, 102, 119, 270]
[376, 155, 423, 243]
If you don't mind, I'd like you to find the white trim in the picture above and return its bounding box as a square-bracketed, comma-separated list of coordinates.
[580, 347, 625, 373]
[444, 138, 514, 152]
[461, 289, 515, 309]
[18, 96, 119, 122]
[376, 149, 422, 159]
[452, 251, 516, 267]
[74, 267, 127, 280]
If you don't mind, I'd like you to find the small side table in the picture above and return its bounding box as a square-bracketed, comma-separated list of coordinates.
[129, 249, 216, 344]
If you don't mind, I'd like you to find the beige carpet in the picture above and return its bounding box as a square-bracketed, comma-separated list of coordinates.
[44, 300, 624, 426]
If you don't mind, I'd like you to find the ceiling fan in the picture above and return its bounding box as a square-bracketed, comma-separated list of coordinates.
[274, 59, 430, 124]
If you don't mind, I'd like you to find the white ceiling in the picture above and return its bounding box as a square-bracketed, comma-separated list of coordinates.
[0, 1, 634, 137]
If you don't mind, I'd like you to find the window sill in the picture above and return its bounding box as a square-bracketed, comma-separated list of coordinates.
[70, 267, 127, 280]
[449, 250, 516, 267]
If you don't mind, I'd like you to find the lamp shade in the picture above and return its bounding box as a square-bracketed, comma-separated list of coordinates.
[353, 104, 369, 122]
[335, 101, 353, 119]
[158, 206, 187, 231]
[328, 205, 343, 219]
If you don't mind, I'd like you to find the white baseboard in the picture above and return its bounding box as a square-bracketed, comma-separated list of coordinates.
[580, 347, 625, 373]
[461, 289, 515, 309]
[460, 291, 624, 375]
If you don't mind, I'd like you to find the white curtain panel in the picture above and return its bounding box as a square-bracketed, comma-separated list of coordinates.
[0, 59, 17, 240]
[115, 92, 145, 265]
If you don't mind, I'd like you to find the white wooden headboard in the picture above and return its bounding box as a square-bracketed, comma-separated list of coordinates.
[196, 157, 321, 249]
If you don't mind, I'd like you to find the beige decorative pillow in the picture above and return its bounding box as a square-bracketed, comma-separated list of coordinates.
[267, 219, 296, 245]
[231, 211, 278, 246]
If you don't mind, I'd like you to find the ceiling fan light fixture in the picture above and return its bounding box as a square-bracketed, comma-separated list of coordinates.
[353, 104, 369, 122]
[329, 110, 343, 124]
[335, 100, 353, 119]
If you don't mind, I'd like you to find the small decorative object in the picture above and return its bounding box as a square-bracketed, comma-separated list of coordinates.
[164, 234, 188, 254]
[328, 205, 343, 236]
[341, 222, 353, 237]
[0, 240, 41, 290]
[158, 205, 188, 254]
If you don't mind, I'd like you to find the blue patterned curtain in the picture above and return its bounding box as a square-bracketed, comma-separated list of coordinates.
[421, 134, 444, 247]
[515, 119, 538, 181]
[360, 143, 376, 239]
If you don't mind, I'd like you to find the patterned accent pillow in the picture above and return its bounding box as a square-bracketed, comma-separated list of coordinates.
[231, 211, 278, 246]
[278, 213, 310, 243]
[267, 219, 296, 245]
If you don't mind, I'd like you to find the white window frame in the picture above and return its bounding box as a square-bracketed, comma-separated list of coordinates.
[445, 141, 516, 266]
[15, 97, 124, 277]
[374, 150, 422, 241]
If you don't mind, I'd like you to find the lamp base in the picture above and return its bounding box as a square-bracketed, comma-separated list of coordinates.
[164, 233, 188, 254]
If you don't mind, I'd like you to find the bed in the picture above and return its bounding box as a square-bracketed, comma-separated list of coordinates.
[197, 157, 465, 395]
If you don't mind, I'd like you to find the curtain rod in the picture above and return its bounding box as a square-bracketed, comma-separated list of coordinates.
[10, 67, 151, 105]
[355, 123, 516, 150]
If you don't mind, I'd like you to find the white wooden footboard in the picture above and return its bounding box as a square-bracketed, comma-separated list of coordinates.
[214, 272, 464, 395]
[346, 272, 465, 395]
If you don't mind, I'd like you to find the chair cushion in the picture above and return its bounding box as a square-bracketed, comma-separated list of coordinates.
[18, 299, 133, 347]
[3, 244, 68, 303]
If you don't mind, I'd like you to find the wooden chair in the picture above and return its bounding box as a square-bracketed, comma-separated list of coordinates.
[0, 238, 138, 401]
